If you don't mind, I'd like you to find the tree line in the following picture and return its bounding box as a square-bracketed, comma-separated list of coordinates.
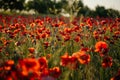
[0, 0, 120, 17]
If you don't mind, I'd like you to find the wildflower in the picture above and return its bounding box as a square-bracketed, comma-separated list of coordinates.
[28, 47, 35, 53]
[43, 42, 50, 49]
[0, 47, 2, 52]
[46, 54, 51, 59]
[45, 16, 51, 23]
[49, 67, 61, 78]
[30, 22, 36, 28]
[74, 36, 80, 42]
[63, 34, 71, 41]
[95, 41, 108, 56]
[45, 29, 50, 36]
[38, 57, 48, 70]
[116, 18, 120, 22]
[37, 28, 42, 34]
[4, 60, 14, 71]
[64, 28, 72, 34]
[60, 53, 77, 69]
[72, 51, 90, 64]
[18, 58, 40, 76]
[60, 53, 69, 66]
[13, 29, 21, 34]
[35, 19, 43, 27]
[102, 56, 112, 68]
[113, 31, 120, 40]
[86, 18, 93, 27]
[52, 23, 60, 27]
[2, 39, 11, 47]
[0, 25, 2, 30]
[104, 36, 110, 41]
[101, 20, 107, 25]
[80, 47, 89, 52]
[41, 33, 48, 38]
[80, 23, 85, 27]
[41, 68, 49, 77]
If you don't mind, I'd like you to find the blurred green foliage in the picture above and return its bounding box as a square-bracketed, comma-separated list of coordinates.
[0, 0, 120, 17]
[0, 0, 25, 11]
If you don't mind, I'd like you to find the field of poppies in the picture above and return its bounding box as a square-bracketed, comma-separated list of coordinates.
[0, 14, 120, 80]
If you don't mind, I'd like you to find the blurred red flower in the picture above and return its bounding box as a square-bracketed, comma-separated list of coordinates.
[60, 53, 77, 69]
[4, 60, 14, 71]
[28, 47, 35, 53]
[38, 57, 48, 71]
[72, 51, 90, 65]
[95, 41, 108, 56]
[102, 56, 113, 68]
[18, 58, 40, 76]
[74, 36, 81, 42]
[49, 67, 61, 78]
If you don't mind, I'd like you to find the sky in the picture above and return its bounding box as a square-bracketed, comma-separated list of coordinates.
[83, 0, 120, 11]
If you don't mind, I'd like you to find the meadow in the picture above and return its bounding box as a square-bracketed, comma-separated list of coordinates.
[0, 14, 120, 80]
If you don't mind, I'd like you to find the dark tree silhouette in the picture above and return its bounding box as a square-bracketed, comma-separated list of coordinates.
[0, 0, 119, 17]
[0, 0, 25, 11]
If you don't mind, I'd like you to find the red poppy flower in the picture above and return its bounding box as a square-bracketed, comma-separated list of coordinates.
[74, 36, 80, 42]
[4, 60, 14, 70]
[60, 53, 77, 69]
[38, 57, 48, 70]
[35, 19, 43, 27]
[63, 34, 71, 41]
[52, 23, 60, 27]
[80, 47, 89, 52]
[95, 41, 108, 56]
[93, 30, 99, 40]
[0, 47, 2, 52]
[18, 58, 40, 76]
[43, 42, 50, 48]
[41, 33, 48, 38]
[60, 53, 69, 66]
[0, 25, 2, 30]
[86, 18, 93, 27]
[101, 20, 107, 25]
[102, 56, 113, 68]
[46, 54, 51, 59]
[49, 67, 61, 78]
[72, 51, 90, 65]
[28, 47, 35, 53]
[41, 68, 49, 77]
[113, 31, 120, 40]
[64, 28, 72, 34]
[30, 22, 36, 28]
